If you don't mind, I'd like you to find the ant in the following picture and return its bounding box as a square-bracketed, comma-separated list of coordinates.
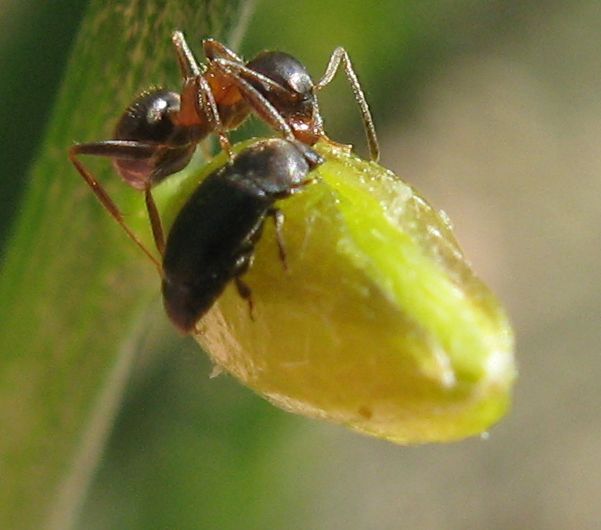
[69, 31, 379, 270]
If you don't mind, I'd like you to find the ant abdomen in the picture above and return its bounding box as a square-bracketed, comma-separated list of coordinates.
[113, 89, 196, 189]
[115, 89, 182, 142]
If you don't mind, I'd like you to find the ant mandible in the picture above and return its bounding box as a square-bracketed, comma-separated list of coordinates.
[69, 31, 379, 270]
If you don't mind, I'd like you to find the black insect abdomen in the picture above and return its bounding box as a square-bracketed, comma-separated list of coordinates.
[162, 170, 271, 332]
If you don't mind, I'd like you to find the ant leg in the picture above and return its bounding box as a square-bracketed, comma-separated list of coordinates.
[267, 208, 288, 271]
[203, 38, 245, 63]
[195, 75, 234, 158]
[177, 74, 233, 158]
[172, 31, 201, 77]
[315, 47, 380, 161]
[69, 141, 166, 271]
[211, 58, 298, 100]
[144, 188, 165, 256]
[210, 59, 295, 141]
[172, 32, 233, 159]
[70, 140, 158, 162]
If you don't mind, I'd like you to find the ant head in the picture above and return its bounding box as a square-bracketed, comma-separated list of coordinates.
[246, 52, 324, 145]
[247, 52, 318, 114]
[246, 51, 314, 100]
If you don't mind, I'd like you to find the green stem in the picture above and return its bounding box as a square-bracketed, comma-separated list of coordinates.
[0, 2, 253, 529]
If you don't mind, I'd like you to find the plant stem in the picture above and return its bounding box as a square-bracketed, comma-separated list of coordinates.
[0, 2, 254, 529]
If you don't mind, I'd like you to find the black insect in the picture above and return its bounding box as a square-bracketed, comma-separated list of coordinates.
[162, 138, 323, 333]
[69, 32, 377, 265]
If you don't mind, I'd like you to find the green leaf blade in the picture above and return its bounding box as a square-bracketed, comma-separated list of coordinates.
[0, 2, 253, 528]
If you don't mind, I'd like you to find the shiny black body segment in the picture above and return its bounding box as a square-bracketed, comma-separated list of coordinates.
[161, 139, 324, 333]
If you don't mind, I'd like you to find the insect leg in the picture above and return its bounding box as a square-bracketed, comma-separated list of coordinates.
[195, 74, 234, 158]
[267, 207, 288, 271]
[210, 59, 295, 141]
[144, 188, 165, 256]
[172, 32, 233, 158]
[232, 250, 256, 320]
[172, 31, 201, 77]
[69, 141, 164, 270]
[203, 38, 245, 63]
[234, 277, 255, 320]
[315, 48, 380, 161]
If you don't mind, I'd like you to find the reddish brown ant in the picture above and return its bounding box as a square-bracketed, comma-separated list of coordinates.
[69, 31, 379, 269]
[198, 33, 379, 160]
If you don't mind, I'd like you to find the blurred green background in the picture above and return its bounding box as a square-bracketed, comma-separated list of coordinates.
[2, 0, 600, 528]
